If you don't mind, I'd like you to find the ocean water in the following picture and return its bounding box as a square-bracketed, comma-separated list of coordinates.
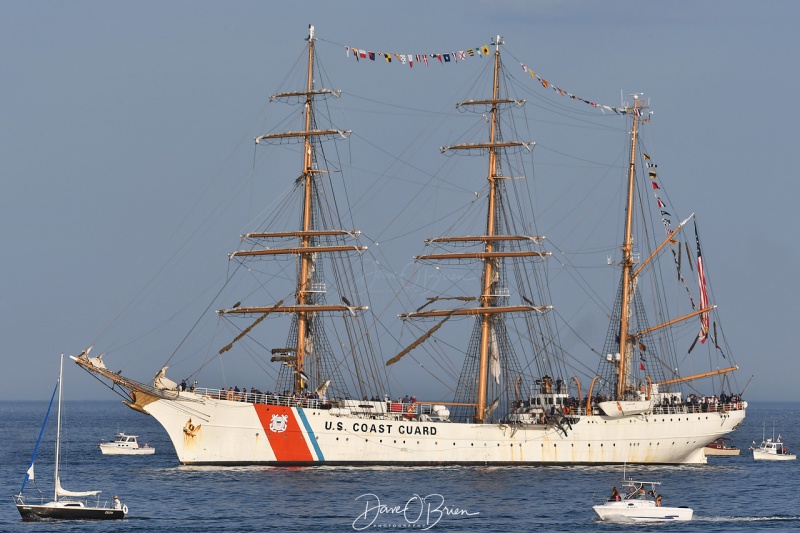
[1, 400, 798, 532]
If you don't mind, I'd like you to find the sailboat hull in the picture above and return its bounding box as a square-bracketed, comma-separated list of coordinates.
[143, 393, 746, 465]
[15, 501, 125, 521]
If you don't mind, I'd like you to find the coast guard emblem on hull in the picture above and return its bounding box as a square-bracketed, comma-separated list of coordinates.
[269, 414, 289, 433]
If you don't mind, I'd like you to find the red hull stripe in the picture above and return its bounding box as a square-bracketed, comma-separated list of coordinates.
[254, 404, 313, 462]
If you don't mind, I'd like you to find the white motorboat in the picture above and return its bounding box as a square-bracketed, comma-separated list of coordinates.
[99, 433, 155, 455]
[751, 423, 795, 461]
[751, 439, 796, 461]
[593, 478, 693, 522]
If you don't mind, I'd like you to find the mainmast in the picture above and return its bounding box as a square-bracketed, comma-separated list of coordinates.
[616, 95, 650, 399]
[396, 36, 548, 423]
[475, 36, 503, 423]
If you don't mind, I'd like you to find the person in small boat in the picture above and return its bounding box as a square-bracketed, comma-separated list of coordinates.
[113, 496, 121, 510]
[609, 487, 621, 501]
[656, 495, 663, 507]
[636, 487, 647, 499]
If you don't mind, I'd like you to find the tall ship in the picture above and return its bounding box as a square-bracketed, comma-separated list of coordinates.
[74, 26, 746, 465]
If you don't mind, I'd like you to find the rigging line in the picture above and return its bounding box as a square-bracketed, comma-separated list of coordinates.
[549, 307, 608, 372]
[346, 91, 459, 119]
[162, 261, 250, 367]
[89, 75, 278, 351]
[549, 244, 613, 316]
[346, 133, 467, 194]
[534, 142, 622, 169]
[359, 180, 482, 247]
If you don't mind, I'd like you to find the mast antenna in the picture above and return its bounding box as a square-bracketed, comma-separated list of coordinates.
[492, 34, 504, 51]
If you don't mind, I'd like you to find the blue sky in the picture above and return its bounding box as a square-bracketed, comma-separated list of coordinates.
[2, 1, 798, 401]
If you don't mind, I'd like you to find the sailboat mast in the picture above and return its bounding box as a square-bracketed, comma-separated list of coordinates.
[295, 24, 316, 393]
[53, 354, 63, 502]
[475, 36, 503, 423]
[616, 96, 648, 399]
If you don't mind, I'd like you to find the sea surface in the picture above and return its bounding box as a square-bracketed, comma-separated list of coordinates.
[1, 400, 798, 532]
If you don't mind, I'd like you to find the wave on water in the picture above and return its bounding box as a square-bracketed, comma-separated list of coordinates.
[696, 515, 800, 522]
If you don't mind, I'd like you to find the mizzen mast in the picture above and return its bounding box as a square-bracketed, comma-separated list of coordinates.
[615, 95, 650, 399]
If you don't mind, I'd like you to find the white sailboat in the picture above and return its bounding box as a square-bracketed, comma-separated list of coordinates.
[14, 355, 127, 520]
[71, 26, 746, 466]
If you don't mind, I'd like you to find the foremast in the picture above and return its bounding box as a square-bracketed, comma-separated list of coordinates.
[397, 36, 548, 423]
[218, 25, 367, 395]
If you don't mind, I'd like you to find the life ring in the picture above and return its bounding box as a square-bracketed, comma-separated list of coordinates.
[406, 404, 414, 413]
[122, 504, 128, 515]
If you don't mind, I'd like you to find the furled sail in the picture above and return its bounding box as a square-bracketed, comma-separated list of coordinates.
[153, 366, 178, 390]
[56, 477, 100, 497]
[489, 325, 501, 384]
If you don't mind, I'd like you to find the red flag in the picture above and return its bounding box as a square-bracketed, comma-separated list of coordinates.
[639, 362, 645, 371]
[696, 222, 709, 343]
[651, 182, 660, 190]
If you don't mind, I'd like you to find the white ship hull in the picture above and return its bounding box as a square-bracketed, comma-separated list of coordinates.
[141, 392, 745, 465]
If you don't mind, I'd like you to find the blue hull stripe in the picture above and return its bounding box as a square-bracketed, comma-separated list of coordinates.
[295, 408, 325, 461]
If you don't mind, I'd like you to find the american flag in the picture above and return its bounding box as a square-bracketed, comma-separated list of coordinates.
[696, 223, 709, 343]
